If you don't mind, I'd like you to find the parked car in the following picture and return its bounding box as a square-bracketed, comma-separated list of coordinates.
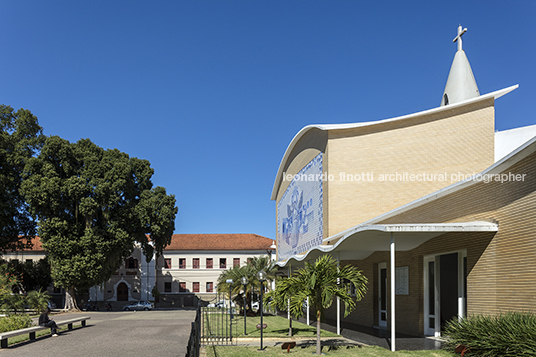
[122, 301, 154, 311]
[251, 301, 259, 310]
[208, 299, 235, 308]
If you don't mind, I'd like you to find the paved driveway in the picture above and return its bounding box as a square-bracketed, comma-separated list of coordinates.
[2, 309, 197, 357]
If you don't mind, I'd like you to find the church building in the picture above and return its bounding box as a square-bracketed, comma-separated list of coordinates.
[271, 25, 536, 347]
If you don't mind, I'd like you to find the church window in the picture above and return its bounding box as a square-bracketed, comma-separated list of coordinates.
[164, 282, 172, 292]
[126, 257, 138, 269]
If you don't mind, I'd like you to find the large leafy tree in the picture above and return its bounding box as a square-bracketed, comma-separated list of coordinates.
[0, 105, 45, 251]
[21, 136, 177, 310]
[267, 255, 368, 355]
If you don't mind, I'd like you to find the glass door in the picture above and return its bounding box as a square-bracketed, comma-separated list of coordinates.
[378, 262, 387, 328]
[424, 251, 466, 337]
[423, 256, 437, 336]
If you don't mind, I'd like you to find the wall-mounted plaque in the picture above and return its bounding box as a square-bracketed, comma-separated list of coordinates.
[395, 266, 409, 295]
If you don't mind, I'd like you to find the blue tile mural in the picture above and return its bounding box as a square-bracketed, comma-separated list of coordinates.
[277, 153, 324, 261]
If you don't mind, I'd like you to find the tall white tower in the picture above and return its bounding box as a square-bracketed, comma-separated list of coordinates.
[441, 25, 480, 106]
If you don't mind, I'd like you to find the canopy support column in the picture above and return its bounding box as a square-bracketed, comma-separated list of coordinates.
[288, 264, 291, 320]
[337, 252, 341, 335]
[306, 297, 310, 325]
[390, 232, 396, 352]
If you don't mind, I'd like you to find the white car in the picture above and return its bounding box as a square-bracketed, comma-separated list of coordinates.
[210, 300, 235, 308]
[122, 301, 154, 311]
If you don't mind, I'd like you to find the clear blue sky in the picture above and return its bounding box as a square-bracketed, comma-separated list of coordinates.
[1, 1, 535, 239]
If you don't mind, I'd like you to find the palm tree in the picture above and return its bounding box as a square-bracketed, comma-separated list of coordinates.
[216, 264, 250, 309]
[217, 255, 276, 312]
[265, 276, 304, 337]
[268, 255, 368, 355]
[26, 288, 51, 313]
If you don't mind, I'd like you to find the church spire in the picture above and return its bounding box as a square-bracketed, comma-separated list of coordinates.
[440, 25, 480, 106]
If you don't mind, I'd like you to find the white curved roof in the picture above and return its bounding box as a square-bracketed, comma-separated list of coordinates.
[276, 221, 498, 267]
[495, 124, 536, 162]
[271, 85, 518, 200]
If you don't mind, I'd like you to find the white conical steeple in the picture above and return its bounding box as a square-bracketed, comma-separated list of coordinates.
[440, 25, 479, 106]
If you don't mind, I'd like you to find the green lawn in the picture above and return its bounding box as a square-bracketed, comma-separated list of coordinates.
[203, 313, 339, 338]
[203, 313, 456, 356]
[205, 345, 455, 357]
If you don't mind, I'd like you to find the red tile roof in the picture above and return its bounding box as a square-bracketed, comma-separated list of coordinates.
[165, 234, 275, 251]
[10, 234, 275, 252]
[17, 236, 44, 251]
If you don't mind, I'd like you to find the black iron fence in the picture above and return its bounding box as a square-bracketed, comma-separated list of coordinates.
[186, 296, 238, 357]
[201, 299, 237, 346]
[186, 304, 201, 357]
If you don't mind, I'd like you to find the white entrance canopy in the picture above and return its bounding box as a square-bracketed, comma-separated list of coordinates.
[275, 221, 498, 351]
[276, 221, 498, 267]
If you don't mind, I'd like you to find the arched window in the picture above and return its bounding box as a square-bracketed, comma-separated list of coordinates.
[125, 257, 138, 269]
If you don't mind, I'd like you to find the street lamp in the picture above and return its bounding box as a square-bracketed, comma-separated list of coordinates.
[226, 279, 233, 342]
[257, 270, 266, 351]
[241, 276, 249, 335]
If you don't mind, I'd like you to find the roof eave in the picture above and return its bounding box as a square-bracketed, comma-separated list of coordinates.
[276, 221, 498, 267]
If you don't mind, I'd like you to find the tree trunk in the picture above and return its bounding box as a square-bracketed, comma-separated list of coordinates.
[288, 317, 293, 337]
[64, 286, 79, 311]
[316, 310, 322, 355]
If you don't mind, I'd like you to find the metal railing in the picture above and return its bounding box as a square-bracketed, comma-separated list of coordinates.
[201, 296, 237, 346]
[186, 295, 239, 356]
[186, 304, 201, 357]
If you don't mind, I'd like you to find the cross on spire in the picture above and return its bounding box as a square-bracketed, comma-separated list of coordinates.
[453, 25, 467, 51]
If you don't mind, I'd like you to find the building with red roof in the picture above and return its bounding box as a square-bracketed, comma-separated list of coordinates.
[3, 233, 275, 308]
[86, 233, 275, 307]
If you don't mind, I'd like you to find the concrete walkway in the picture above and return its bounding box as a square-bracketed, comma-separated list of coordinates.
[1, 309, 197, 357]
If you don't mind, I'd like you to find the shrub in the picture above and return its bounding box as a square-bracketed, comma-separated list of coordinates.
[26, 288, 51, 313]
[1, 294, 26, 314]
[0, 314, 32, 332]
[443, 311, 536, 356]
